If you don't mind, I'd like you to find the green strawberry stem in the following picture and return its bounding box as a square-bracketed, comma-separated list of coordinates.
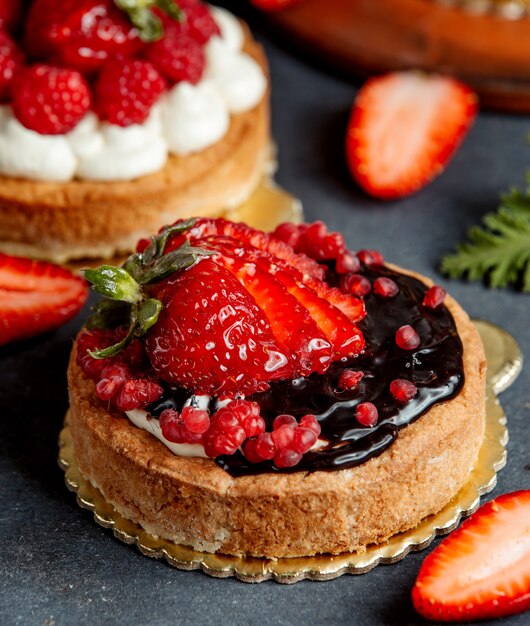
[83, 219, 213, 359]
[114, 0, 184, 43]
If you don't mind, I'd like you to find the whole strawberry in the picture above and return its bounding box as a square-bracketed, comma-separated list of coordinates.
[25, 0, 142, 74]
[12, 64, 91, 134]
[94, 58, 166, 126]
[0, 31, 24, 103]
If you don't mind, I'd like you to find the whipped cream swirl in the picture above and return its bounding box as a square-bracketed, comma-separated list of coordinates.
[0, 6, 266, 183]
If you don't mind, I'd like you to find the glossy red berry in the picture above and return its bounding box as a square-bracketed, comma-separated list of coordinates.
[243, 438, 263, 464]
[255, 432, 276, 460]
[183, 2, 221, 44]
[395, 325, 421, 350]
[340, 274, 371, 297]
[273, 414, 298, 430]
[272, 222, 304, 249]
[115, 378, 163, 412]
[271, 424, 295, 449]
[338, 369, 364, 390]
[357, 249, 384, 266]
[181, 406, 210, 434]
[390, 379, 418, 403]
[373, 277, 399, 298]
[95, 363, 130, 401]
[355, 402, 379, 427]
[160, 409, 188, 444]
[12, 65, 91, 135]
[274, 448, 302, 468]
[291, 427, 318, 454]
[94, 59, 166, 126]
[336, 251, 360, 275]
[300, 414, 321, 437]
[145, 31, 205, 85]
[423, 285, 447, 309]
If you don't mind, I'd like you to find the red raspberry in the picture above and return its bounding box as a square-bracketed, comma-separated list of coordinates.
[271, 424, 295, 449]
[228, 399, 265, 437]
[12, 65, 91, 135]
[423, 285, 447, 310]
[0, 32, 23, 103]
[115, 378, 163, 411]
[95, 363, 130, 401]
[355, 402, 378, 427]
[338, 369, 364, 390]
[373, 277, 399, 298]
[76, 329, 119, 380]
[182, 2, 220, 44]
[255, 432, 276, 460]
[336, 251, 360, 275]
[94, 58, 166, 127]
[203, 428, 241, 457]
[300, 414, 321, 437]
[395, 325, 421, 350]
[273, 414, 297, 430]
[145, 32, 205, 85]
[181, 406, 210, 434]
[340, 274, 371, 297]
[390, 379, 418, 403]
[160, 409, 188, 444]
[274, 448, 302, 468]
[358, 249, 384, 266]
[291, 427, 317, 454]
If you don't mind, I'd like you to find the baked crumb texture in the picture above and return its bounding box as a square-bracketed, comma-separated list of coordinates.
[67, 271, 486, 558]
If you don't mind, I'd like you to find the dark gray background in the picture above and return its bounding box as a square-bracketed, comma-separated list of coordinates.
[1, 2, 529, 624]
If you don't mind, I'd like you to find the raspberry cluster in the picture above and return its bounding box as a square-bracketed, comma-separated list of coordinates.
[0, 0, 219, 133]
[77, 329, 163, 412]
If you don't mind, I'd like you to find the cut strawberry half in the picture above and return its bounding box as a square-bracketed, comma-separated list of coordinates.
[412, 490, 530, 622]
[346, 71, 478, 200]
[0, 253, 88, 346]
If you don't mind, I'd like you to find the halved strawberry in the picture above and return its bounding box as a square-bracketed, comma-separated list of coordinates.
[412, 490, 530, 622]
[145, 259, 294, 396]
[346, 72, 478, 200]
[0, 253, 88, 346]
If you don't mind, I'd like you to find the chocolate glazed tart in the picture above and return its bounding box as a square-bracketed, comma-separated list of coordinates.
[67, 265, 486, 558]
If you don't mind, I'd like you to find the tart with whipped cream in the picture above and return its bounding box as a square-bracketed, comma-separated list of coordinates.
[0, 1, 269, 262]
[67, 217, 486, 558]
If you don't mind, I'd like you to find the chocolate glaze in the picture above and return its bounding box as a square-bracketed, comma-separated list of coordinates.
[148, 264, 464, 476]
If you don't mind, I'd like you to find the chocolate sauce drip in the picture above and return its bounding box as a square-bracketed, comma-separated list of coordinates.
[148, 265, 464, 476]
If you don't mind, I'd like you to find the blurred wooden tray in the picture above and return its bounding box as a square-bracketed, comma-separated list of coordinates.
[266, 0, 530, 113]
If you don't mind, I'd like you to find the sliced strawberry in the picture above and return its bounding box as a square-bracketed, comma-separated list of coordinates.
[145, 259, 294, 396]
[346, 71, 478, 200]
[199, 235, 364, 359]
[0, 253, 88, 346]
[186, 218, 325, 280]
[412, 490, 530, 622]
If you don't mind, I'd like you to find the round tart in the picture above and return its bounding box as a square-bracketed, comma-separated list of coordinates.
[0, 3, 270, 262]
[67, 218, 486, 558]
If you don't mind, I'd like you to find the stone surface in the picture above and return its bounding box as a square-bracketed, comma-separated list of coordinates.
[1, 2, 529, 624]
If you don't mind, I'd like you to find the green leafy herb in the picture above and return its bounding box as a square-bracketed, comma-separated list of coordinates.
[114, 0, 183, 43]
[441, 186, 530, 292]
[83, 220, 213, 358]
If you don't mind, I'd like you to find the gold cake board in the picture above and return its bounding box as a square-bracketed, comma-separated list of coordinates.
[58, 320, 521, 583]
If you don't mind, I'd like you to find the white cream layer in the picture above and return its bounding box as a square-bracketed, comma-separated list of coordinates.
[0, 6, 266, 183]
